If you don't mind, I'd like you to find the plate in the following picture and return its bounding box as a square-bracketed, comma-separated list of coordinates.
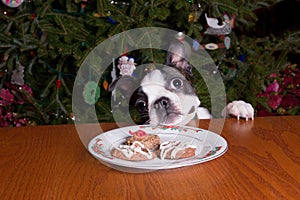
[88, 125, 227, 172]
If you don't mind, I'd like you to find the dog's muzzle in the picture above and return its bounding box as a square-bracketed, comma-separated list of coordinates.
[151, 97, 182, 124]
[154, 97, 170, 110]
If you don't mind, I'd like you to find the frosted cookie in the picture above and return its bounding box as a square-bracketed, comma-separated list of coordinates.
[159, 140, 196, 160]
[127, 130, 160, 150]
[112, 141, 157, 161]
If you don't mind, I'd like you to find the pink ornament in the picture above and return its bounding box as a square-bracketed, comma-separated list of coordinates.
[0, 88, 14, 106]
[2, 0, 24, 8]
[266, 80, 280, 93]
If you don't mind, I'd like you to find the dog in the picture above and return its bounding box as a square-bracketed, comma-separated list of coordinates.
[109, 36, 254, 126]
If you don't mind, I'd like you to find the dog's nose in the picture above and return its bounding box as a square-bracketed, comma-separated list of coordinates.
[154, 97, 170, 110]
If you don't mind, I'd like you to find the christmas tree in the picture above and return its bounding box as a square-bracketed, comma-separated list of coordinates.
[0, 0, 299, 126]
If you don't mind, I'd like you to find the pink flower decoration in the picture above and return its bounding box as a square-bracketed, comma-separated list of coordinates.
[282, 76, 294, 88]
[257, 64, 299, 117]
[281, 94, 300, 108]
[0, 88, 15, 106]
[268, 94, 282, 109]
[268, 73, 277, 78]
[257, 109, 276, 117]
[266, 80, 280, 93]
[290, 89, 300, 97]
[21, 84, 33, 95]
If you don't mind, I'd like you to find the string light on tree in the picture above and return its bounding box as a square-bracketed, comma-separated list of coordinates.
[109, 1, 130, 6]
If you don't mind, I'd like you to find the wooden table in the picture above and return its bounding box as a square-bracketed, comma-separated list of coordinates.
[0, 116, 299, 199]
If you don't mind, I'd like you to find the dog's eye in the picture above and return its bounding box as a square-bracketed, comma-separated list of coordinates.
[136, 99, 147, 112]
[171, 78, 183, 89]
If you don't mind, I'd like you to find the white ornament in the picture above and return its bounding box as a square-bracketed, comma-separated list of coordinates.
[204, 14, 232, 35]
[11, 61, 25, 85]
[176, 32, 185, 41]
[205, 13, 225, 29]
[224, 36, 231, 49]
[204, 23, 232, 35]
[117, 56, 136, 76]
[205, 43, 218, 50]
[1, 0, 24, 8]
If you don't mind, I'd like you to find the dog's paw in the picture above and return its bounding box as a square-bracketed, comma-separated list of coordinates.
[222, 100, 254, 121]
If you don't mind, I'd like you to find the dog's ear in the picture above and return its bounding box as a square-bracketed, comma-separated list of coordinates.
[166, 39, 193, 76]
[109, 75, 138, 100]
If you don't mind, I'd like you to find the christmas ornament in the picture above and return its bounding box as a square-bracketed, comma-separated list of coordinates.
[93, 12, 102, 17]
[224, 36, 231, 49]
[176, 32, 185, 41]
[205, 43, 218, 50]
[204, 14, 232, 35]
[188, 2, 202, 23]
[92, 10, 117, 25]
[103, 79, 108, 90]
[82, 81, 101, 105]
[56, 79, 62, 89]
[225, 14, 236, 28]
[1, 0, 24, 8]
[117, 56, 136, 76]
[107, 11, 117, 24]
[108, 16, 117, 24]
[239, 54, 246, 62]
[188, 12, 198, 23]
[29, 51, 35, 57]
[205, 13, 225, 29]
[227, 65, 238, 79]
[11, 61, 24, 85]
[203, 34, 232, 50]
[172, 32, 192, 63]
[30, 13, 36, 21]
[204, 23, 232, 35]
[80, 0, 88, 14]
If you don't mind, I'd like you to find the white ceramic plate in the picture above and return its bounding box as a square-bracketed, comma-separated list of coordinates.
[88, 125, 227, 172]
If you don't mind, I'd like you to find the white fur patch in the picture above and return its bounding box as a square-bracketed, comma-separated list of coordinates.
[222, 100, 254, 120]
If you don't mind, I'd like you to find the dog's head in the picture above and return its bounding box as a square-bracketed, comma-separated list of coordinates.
[110, 36, 200, 125]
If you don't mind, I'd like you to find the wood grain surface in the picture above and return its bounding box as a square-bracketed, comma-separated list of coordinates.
[0, 116, 299, 199]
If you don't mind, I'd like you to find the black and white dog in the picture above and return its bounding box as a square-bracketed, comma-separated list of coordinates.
[109, 37, 254, 126]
